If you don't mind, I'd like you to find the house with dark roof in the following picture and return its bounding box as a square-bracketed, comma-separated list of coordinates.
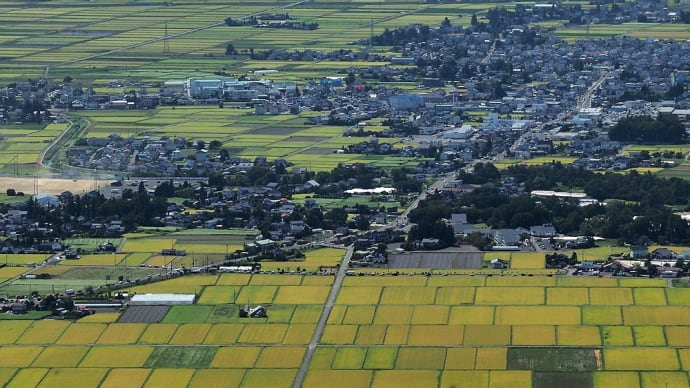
[493, 228, 528, 246]
[450, 213, 475, 237]
[651, 247, 676, 261]
[530, 224, 557, 237]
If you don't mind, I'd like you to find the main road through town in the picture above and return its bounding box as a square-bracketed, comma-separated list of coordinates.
[293, 245, 353, 388]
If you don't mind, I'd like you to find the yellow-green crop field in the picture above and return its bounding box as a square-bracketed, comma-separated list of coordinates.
[0, 272, 688, 386]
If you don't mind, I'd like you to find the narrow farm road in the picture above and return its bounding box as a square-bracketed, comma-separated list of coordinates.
[38, 116, 91, 170]
[293, 245, 353, 388]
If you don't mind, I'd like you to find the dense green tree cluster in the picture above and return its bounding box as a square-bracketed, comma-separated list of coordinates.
[506, 163, 690, 205]
[407, 163, 690, 245]
[608, 114, 686, 143]
[406, 195, 455, 248]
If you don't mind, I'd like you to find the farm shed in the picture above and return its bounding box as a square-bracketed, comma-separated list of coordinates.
[130, 293, 196, 306]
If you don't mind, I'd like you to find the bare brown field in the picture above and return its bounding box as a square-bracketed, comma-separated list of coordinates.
[0, 177, 105, 195]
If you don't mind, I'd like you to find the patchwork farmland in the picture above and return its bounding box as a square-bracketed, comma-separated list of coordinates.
[0, 271, 689, 387]
[2, 0, 690, 387]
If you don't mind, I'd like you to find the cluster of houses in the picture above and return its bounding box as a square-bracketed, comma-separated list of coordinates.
[7, 20, 689, 178]
[449, 213, 558, 249]
[573, 246, 690, 278]
[224, 13, 318, 30]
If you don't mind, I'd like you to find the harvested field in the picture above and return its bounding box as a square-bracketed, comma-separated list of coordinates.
[1, 177, 101, 195]
[387, 251, 481, 269]
[118, 306, 170, 323]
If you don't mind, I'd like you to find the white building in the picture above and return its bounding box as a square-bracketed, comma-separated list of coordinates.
[130, 293, 196, 305]
[443, 125, 474, 140]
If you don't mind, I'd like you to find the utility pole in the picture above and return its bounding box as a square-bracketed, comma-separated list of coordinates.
[163, 21, 170, 53]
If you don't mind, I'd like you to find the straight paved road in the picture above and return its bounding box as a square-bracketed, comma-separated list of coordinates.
[293, 245, 353, 388]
